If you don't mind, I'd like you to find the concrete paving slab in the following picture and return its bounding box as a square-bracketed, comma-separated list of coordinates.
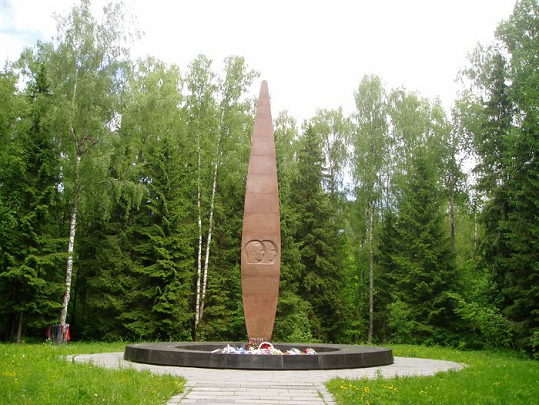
[70, 352, 463, 404]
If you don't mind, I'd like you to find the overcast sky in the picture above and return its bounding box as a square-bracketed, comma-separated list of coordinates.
[1, 0, 516, 122]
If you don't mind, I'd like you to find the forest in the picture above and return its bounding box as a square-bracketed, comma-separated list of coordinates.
[0, 0, 537, 358]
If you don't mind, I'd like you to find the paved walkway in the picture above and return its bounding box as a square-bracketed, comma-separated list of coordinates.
[71, 352, 463, 404]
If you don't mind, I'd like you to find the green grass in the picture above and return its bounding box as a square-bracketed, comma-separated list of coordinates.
[326, 344, 539, 404]
[3, 342, 537, 404]
[0, 342, 185, 405]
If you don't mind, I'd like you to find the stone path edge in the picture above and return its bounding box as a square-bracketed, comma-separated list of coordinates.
[70, 352, 464, 404]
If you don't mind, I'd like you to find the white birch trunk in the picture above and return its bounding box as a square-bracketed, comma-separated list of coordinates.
[199, 159, 219, 320]
[60, 153, 81, 327]
[194, 123, 204, 330]
[194, 109, 225, 334]
[60, 67, 79, 329]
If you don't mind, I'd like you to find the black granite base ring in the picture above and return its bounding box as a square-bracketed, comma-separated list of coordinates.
[123, 342, 393, 370]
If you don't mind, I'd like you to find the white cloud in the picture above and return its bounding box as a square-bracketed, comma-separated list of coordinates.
[0, 0, 516, 121]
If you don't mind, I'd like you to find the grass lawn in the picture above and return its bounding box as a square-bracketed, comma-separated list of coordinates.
[2, 341, 537, 404]
[0, 342, 185, 405]
[326, 344, 539, 404]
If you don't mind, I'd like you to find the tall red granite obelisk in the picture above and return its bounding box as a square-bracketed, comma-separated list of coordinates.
[241, 80, 280, 342]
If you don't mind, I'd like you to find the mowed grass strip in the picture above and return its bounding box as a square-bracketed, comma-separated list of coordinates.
[326, 345, 539, 405]
[0, 342, 185, 405]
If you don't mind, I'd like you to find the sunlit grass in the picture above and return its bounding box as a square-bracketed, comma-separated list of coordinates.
[326, 345, 539, 404]
[0, 342, 185, 405]
[4, 341, 537, 404]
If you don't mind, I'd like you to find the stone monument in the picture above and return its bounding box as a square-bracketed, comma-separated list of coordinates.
[124, 80, 394, 370]
[241, 80, 280, 342]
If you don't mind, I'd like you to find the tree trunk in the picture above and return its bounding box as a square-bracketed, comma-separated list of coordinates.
[194, 138, 203, 336]
[194, 110, 224, 337]
[199, 158, 219, 322]
[16, 311, 23, 344]
[60, 153, 81, 327]
[474, 211, 478, 254]
[60, 63, 80, 330]
[449, 171, 456, 254]
[367, 202, 375, 343]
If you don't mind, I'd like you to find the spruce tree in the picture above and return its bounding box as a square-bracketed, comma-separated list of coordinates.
[291, 125, 347, 342]
[124, 135, 194, 340]
[388, 147, 461, 345]
[375, 209, 399, 342]
[467, 0, 539, 354]
[0, 64, 65, 342]
[106, 59, 194, 341]
[272, 112, 313, 342]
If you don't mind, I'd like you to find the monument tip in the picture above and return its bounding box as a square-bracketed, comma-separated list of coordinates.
[259, 80, 269, 99]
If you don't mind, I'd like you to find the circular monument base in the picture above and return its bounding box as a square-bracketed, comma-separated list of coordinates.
[124, 342, 393, 370]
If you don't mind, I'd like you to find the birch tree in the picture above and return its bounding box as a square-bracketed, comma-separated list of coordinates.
[184, 55, 218, 335]
[186, 55, 257, 337]
[310, 108, 351, 197]
[197, 57, 258, 339]
[351, 75, 390, 343]
[42, 0, 135, 329]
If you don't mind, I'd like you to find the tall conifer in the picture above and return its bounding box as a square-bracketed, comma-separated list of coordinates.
[387, 147, 460, 345]
[291, 125, 347, 342]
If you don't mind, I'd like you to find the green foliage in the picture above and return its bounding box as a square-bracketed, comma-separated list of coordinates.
[289, 125, 348, 342]
[1, 0, 537, 358]
[273, 112, 314, 342]
[451, 293, 513, 349]
[386, 300, 417, 344]
[460, 0, 539, 355]
[94, 59, 193, 341]
[195, 56, 257, 341]
[383, 147, 461, 345]
[273, 290, 316, 343]
[310, 107, 351, 196]
[0, 64, 66, 340]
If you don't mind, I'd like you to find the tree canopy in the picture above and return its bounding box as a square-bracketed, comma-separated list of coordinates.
[1, 0, 536, 357]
